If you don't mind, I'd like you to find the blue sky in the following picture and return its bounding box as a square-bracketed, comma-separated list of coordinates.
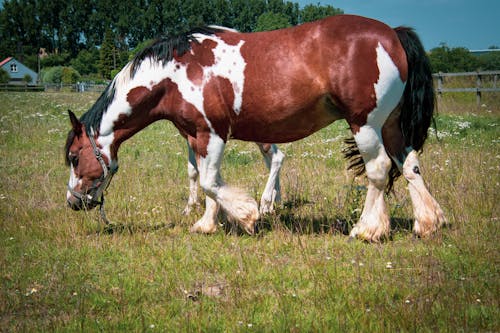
[298, 0, 499, 50]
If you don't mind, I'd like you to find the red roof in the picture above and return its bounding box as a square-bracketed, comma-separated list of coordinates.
[0, 57, 13, 67]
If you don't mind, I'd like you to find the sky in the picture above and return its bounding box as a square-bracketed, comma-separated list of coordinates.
[298, 0, 499, 50]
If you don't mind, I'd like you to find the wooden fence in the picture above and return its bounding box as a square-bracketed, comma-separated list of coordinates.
[0, 82, 108, 93]
[433, 70, 500, 106]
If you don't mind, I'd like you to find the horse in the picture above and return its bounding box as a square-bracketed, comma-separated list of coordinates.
[65, 14, 446, 241]
[182, 140, 284, 219]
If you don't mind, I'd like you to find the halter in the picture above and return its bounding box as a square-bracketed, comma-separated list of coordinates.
[67, 134, 117, 224]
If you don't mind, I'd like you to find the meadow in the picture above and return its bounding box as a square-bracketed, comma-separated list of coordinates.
[0, 91, 498, 332]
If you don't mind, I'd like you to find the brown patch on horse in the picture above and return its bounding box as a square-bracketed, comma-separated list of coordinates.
[217, 32, 242, 46]
[381, 106, 405, 158]
[203, 76, 235, 141]
[176, 38, 217, 67]
[187, 63, 204, 86]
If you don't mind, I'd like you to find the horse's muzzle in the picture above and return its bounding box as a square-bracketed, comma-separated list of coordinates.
[67, 196, 83, 211]
[67, 192, 99, 211]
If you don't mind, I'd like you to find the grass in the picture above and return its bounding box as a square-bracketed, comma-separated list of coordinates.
[0, 91, 499, 332]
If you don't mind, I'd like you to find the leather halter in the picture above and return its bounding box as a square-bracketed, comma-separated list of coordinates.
[67, 134, 117, 223]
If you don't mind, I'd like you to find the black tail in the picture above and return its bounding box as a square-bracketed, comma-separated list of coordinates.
[343, 27, 435, 192]
[395, 26, 435, 151]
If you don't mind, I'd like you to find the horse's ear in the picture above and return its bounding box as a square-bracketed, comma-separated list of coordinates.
[68, 110, 82, 135]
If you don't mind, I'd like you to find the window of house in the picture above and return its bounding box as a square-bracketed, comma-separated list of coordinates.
[10, 63, 18, 72]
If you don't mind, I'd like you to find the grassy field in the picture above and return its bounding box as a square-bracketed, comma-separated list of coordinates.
[0, 91, 498, 332]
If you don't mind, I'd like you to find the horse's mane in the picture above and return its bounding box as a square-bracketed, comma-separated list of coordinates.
[79, 83, 116, 135]
[130, 26, 223, 77]
[78, 26, 223, 136]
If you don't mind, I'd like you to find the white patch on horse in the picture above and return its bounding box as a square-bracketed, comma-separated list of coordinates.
[192, 34, 247, 114]
[356, 43, 406, 151]
[368, 43, 406, 128]
[66, 165, 79, 200]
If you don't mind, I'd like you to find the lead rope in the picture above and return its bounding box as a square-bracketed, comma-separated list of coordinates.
[99, 194, 111, 225]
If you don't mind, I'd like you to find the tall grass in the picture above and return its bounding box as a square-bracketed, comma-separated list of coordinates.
[0, 92, 498, 331]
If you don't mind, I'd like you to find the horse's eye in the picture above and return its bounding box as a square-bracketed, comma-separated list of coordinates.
[69, 154, 79, 167]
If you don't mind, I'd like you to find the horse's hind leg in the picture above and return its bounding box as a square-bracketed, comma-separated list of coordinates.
[257, 143, 284, 215]
[382, 111, 446, 237]
[349, 125, 392, 242]
[193, 133, 259, 234]
[182, 140, 201, 215]
[403, 151, 446, 237]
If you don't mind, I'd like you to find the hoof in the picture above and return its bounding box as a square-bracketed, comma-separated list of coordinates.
[413, 206, 446, 238]
[259, 201, 274, 215]
[189, 219, 217, 234]
[349, 220, 389, 243]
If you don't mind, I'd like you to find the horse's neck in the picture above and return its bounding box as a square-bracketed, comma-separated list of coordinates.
[100, 94, 165, 157]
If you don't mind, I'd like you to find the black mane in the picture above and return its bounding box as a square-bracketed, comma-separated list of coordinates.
[78, 26, 223, 137]
[79, 83, 116, 136]
[130, 26, 223, 77]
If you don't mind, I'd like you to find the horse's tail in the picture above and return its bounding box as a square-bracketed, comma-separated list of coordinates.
[394, 26, 435, 152]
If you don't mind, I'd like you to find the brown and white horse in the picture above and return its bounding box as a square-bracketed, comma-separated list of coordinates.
[65, 15, 445, 241]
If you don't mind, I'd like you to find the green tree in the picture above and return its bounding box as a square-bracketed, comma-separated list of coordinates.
[70, 48, 99, 76]
[0, 68, 10, 83]
[429, 44, 481, 72]
[99, 29, 116, 79]
[231, 0, 267, 32]
[41, 66, 63, 83]
[477, 49, 500, 70]
[61, 66, 80, 84]
[255, 12, 291, 32]
[300, 4, 343, 23]
[22, 73, 32, 84]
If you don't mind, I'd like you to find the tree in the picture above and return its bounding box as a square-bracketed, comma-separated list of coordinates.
[300, 4, 343, 23]
[99, 29, 116, 79]
[428, 44, 481, 72]
[23, 73, 32, 84]
[477, 51, 500, 70]
[255, 12, 291, 32]
[0, 68, 10, 83]
[70, 48, 100, 76]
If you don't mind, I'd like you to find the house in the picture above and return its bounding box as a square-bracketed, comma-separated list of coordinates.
[0, 57, 38, 85]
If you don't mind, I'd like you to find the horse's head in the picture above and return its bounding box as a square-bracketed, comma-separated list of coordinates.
[65, 110, 116, 211]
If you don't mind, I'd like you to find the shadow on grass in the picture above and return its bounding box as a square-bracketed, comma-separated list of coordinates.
[94, 221, 176, 235]
[390, 217, 414, 233]
[217, 194, 419, 238]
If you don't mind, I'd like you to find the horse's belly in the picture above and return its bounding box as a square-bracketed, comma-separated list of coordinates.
[231, 94, 344, 143]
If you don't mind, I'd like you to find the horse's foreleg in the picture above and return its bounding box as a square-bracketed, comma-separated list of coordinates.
[349, 126, 392, 242]
[402, 150, 446, 237]
[195, 133, 259, 234]
[189, 196, 220, 233]
[257, 143, 284, 215]
[182, 141, 201, 215]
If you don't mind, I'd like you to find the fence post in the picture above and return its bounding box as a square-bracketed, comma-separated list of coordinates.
[437, 72, 443, 102]
[476, 72, 482, 107]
